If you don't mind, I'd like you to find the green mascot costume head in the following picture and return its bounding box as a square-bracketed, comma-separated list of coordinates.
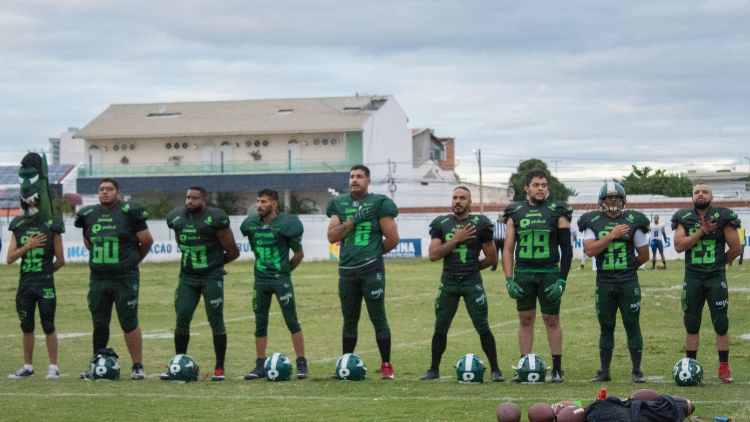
[19, 153, 54, 222]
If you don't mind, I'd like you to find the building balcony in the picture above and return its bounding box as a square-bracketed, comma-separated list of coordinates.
[77, 159, 350, 178]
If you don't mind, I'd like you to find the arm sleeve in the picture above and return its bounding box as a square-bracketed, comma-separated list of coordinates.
[51, 218, 66, 234]
[670, 211, 682, 231]
[577, 215, 588, 234]
[378, 197, 399, 219]
[128, 203, 149, 232]
[213, 209, 230, 231]
[635, 230, 648, 247]
[502, 205, 516, 224]
[553, 201, 574, 223]
[74, 208, 87, 229]
[722, 209, 741, 230]
[325, 199, 337, 218]
[584, 229, 596, 240]
[478, 219, 494, 244]
[428, 218, 443, 240]
[239, 218, 251, 237]
[557, 228, 572, 281]
[284, 216, 304, 251]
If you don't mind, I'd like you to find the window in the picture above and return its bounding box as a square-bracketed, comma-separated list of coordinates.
[262, 140, 269, 147]
[254, 140, 261, 147]
[166, 143, 172, 149]
[330, 138, 338, 145]
[121, 144, 127, 151]
[313, 138, 320, 146]
[322, 138, 329, 145]
[129, 144, 136, 150]
[182, 142, 188, 149]
[113, 144, 120, 151]
[174, 142, 181, 149]
[246, 140, 251, 147]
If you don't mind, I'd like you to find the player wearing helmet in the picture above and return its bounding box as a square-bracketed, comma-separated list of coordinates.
[578, 182, 650, 383]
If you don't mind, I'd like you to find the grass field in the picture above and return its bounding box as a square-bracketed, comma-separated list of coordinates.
[1, 258, 749, 421]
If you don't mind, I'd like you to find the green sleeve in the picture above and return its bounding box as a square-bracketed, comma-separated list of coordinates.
[211, 208, 230, 231]
[325, 198, 338, 218]
[554, 201, 573, 223]
[378, 197, 398, 219]
[128, 202, 149, 222]
[282, 215, 304, 239]
[239, 217, 252, 237]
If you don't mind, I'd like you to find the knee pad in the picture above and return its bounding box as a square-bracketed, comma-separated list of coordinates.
[120, 319, 139, 334]
[684, 313, 701, 335]
[375, 329, 391, 341]
[712, 314, 728, 336]
[41, 321, 55, 335]
[286, 319, 301, 335]
[20, 320, 35, 334]
[209, 320, 226, 336]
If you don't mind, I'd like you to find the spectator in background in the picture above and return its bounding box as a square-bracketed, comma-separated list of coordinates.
[649, 215, 667, 270]
[729, 225, 745, 266]
[491, 216, 506, 271]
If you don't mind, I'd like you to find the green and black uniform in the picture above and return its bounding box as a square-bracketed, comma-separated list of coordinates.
[167, 206, 230, 337]
[75, 201, 149, 335]
[503, 200, 573, 315]
[429, 214, 495, 335]
[9, 217, 65, 335]
[577, 210, 650, 351]
[326, 193, 398, 349]
[240, 212, 304, 337]
[671, 206, 740, 336]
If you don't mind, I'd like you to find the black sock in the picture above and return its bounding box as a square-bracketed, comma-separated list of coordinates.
[718, 350, 729, 363]
[651, 261, 656, 268]
[174, 333, 190, 354]
[600, 348, 613, 373]
[686, 350, 697, 359]
[629, 349, 642, 372]
[343, 335, 357, 354]
[479, 331, 499, 372]
[552, 354, 562, 372]
[213, 334, 227, 370]
[662, 261, 666, 268]
[376, 336, 391, 363]
[93, 327, 110, 355]
[430, 333, 447, 371]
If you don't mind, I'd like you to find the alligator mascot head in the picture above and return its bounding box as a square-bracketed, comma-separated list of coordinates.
[19, 152, 54, 222]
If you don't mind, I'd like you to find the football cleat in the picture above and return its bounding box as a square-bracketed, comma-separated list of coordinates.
[632, 369, 646, 384]
[131, 363, 145, 380]
[455, 354, 485, 384]
[673, 358, 702, 386]
[211, 368, 225, 381]
[8, 367, 34, 379]
[296, 357, 308, 380]
[244, 358, 266, 380]
[516, 354, 547, 384]
[46, 367, 59, 379]
[509, 375, 521, 383]
[160, 373, 170, 381]
[719, 362, 733, 384]
[212, 368, 225, 381]
[491, 370, 505, 382]
[419, 368, 440, 380]
[381, 362, 394, 380]
[264, 353, 293, 382]
[167, 354, 199, 382]
[335, 353, 367, 381]
[550, 369, 565, 383]
[590, 370, 611, 382]
[80, 368, 93, 380]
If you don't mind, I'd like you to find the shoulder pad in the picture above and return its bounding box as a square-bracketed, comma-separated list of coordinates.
[8, 216, 23, 231]
[123, 202, 149, 221]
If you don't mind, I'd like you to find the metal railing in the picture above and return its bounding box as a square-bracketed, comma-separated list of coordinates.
[77, 159, 350, 178]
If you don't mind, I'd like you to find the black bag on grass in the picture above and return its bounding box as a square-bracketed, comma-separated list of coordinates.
[584, 395, 684, 422]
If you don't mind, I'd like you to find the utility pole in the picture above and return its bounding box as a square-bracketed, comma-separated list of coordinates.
[550, 159, 561, 177]
[744, 156, 750, 173]
[472, 149, 483, 214]
[387, 158, 396, 200]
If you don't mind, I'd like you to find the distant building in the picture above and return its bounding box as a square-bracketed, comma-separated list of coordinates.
[682, 169, 750, 199]
[50, 127, 83, 165]
[71, 95, 500, 213]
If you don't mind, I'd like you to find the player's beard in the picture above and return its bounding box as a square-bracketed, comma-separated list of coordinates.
[530, 195, 545, 206]
[257, 205, 271, 219]
[694, 200, 711, 210]
[187, 204, 204, 216]
[453, 203, 470, 217]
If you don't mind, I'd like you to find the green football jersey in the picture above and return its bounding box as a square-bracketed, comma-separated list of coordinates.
[167, 206, 230, 279]
[577, 210, 650, 283]
[503, 200, 573, 270]
[8, 217, 65, 285]
[429, 214, 494, 276]
[74, 201, 149, 280]
[240, 212, 304, 283]
[671, 206, 741, 276]
[326, 193, 398, 268]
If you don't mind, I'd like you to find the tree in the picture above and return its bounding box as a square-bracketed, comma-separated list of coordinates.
[142, 190, 174, 219]
[619, 166, 693, 197]
[746, 174, 750, 192]
[509, 159, 576, 201]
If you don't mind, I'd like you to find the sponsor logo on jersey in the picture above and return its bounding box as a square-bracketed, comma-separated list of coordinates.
[721, 282, 727, 289]
[279, 292, 293, 305]
[370, 288, 384, 299]
[127, 299, 138, 309]
[122, 204, 131, 212]
[255, 232, 274, 238]
[475, 284, 483, 290]
[475, 293, 486, 306]
[210, 298, 223, 308]
[97, 217, 114, 222]
[352, 201, 359, 207]
[630, 301, 640, 312]
[715, 299, 728, 309]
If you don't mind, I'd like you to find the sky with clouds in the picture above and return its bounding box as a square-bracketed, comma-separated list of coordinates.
[1, 0, 749, 193]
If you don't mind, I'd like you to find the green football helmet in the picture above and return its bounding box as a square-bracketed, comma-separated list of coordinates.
[516, 353, 547, 383]
[265, 353, 293, 382]
[598, 182, 627, 212]
[335, 353, 366, 381]
[90, 350, 120, 381]
[673, 358, 703, 387]
[455, 353, 485, 384]
[167, 354, 199, 382]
